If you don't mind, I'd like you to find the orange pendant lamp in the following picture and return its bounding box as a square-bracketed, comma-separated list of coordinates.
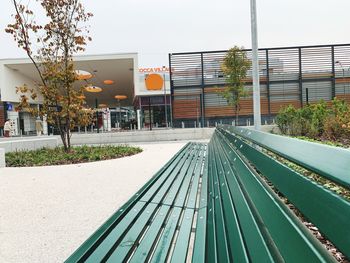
[114, 95, 127, 100]
[85, 86, 102, 93]
[75, 70, 93, 80]
[103, 80, 114, 85]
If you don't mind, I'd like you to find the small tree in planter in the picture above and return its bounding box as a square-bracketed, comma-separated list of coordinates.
[5, 0, 93, 151]
[221, 46, 251, 125]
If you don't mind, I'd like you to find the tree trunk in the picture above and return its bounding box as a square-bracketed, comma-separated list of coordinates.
[55, 116, 70, 152]
[235, 104, 239, 126]
[66, 122, 71, 150]
[60, 131, 69, 152]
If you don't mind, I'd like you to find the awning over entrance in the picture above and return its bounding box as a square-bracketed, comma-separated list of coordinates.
[0, 53, 139, 108]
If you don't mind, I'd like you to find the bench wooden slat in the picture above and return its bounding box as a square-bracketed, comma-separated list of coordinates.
[210, 136, 275, 262]
[205, 161, 218, 262]
[175, 145, 204, 209]
[149, 207, 183, 263]
[210, 142, 250, 263]
[128, 205, 171, 262]
[84, 201, 146, 263]
[191, 148, 208, 263]
[170, 208, 195, 262]
[105, 203, 159, 262]
[163, 144, 201, 207]
[210, 147, 233, 262]
[140, 144, 195, 203]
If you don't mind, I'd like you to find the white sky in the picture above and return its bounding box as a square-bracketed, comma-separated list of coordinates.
[1, 0, 350, 67]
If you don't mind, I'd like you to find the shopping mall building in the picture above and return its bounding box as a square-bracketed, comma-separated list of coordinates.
[1, 43, 350, 135]
[0, 53, 171, 135]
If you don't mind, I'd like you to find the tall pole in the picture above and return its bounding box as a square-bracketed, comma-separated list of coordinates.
[119, 100, 122, 128]
[148, 97, 152, 131]
[250, 0, 261, 130]
[163, 73, 168, 128]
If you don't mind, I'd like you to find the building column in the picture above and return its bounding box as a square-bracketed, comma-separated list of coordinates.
[137, 109, 141, 130]
[43, 115, 48, 135]
[103, 108, 112, 132]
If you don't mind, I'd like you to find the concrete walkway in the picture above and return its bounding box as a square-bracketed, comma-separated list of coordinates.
[0, 142, 187, 263]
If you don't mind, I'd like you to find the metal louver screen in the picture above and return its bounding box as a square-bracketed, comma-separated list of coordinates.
[169, 44, 350, 123]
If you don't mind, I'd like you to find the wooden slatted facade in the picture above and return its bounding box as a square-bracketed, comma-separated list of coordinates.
[169, 44, 350, 127]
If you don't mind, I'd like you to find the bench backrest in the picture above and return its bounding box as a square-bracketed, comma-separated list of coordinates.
[221, 125, 350, 188]
[216, 125, 350, 260]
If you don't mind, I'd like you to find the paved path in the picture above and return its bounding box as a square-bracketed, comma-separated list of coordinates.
[0, 142, 187, 263]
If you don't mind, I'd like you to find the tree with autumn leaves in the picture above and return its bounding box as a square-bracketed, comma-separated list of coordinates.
[6, 0, 94, 151]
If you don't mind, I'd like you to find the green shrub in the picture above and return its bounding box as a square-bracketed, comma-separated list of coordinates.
[276, 104, 313, 136]
[276, 98, 350, 144]
[308, 100, 329, 138]
[323, 98, 350, 140]
[5, 145, 142, 167]
[276, 105, 298, 135]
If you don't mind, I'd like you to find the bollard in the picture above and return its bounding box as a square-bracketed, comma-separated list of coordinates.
[0, 148, 5, 168]
[265, 120, 267, 125]
[207, 120, 209, 127]
[215, 122, 217, 127]
[194, 121, 196, 128]
[182, 122, 185, 129]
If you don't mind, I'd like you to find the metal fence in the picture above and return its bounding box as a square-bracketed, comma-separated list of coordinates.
[169, 44, 350, 127]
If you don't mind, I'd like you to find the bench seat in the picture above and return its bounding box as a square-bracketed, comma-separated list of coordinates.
[66, 143, 208, 263]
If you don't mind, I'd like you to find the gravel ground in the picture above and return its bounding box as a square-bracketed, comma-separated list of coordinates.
[0, 142, 187, 263]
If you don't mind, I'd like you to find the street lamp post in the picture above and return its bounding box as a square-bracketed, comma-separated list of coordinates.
[163, 73, 168, 128]
[335, 60, 350, 96]
[336, 61, 346, 95]
[250, 0, 261, 130]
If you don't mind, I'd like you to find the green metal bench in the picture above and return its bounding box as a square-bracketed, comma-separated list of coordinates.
[66, 127, 350, 262]
[66, 142, 208, 262]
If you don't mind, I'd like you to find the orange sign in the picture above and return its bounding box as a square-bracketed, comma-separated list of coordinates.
[145, 74, 164, 91]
